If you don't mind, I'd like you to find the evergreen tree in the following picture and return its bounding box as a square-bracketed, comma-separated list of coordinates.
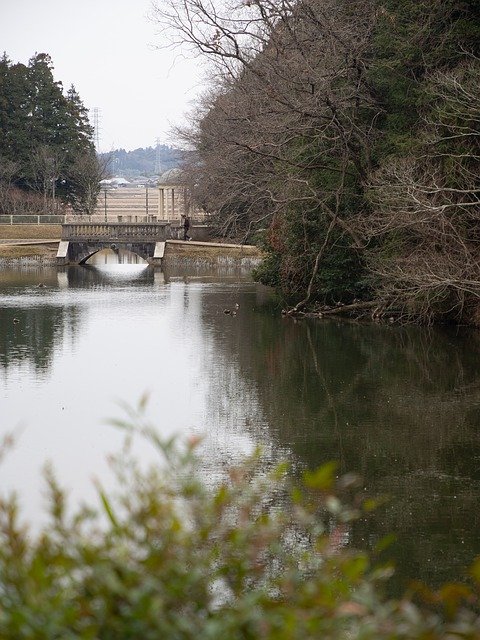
[0, 52, 98, 213]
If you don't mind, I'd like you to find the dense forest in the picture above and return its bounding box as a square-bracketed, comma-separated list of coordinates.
[0, 53, 100, 214]
[100, 145, 183, 177]
[153, 0, 480, 324]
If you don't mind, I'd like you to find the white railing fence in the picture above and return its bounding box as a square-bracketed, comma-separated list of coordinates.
[0, 214, 207, 225]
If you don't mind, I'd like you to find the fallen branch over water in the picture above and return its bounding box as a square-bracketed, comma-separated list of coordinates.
[286, 299, 398, 320]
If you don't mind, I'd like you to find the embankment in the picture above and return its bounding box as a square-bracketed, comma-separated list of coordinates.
[0, 225, 263, 267]
[0, 224, 62, 265]
[0, 224, 61, 264]
[162, 240, 262, 268]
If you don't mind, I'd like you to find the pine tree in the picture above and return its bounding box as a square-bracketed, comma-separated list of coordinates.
[0, 52, 99, 212]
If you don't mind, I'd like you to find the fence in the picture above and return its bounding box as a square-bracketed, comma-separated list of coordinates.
[0, 215, 67, 224]
[0, 214, 207, 225]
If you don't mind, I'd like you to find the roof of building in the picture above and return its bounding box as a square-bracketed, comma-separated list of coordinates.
[99, 177, 130, 185]
[158, 167, 183, 185]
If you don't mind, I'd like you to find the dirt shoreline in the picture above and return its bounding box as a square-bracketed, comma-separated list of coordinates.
[0, 245, 59, 262]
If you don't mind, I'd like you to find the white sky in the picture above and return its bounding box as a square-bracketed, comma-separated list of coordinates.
[0, 0, 205, 151]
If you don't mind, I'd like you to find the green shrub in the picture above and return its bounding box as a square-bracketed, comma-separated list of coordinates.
[1, 410, 479, 639]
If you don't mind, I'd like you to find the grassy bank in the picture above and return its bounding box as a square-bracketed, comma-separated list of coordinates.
[0, 225, 59, 260]
[0, 224, 62, 240]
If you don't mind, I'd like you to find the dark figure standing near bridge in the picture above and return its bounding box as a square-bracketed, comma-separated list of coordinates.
[182, 215, 191, 241]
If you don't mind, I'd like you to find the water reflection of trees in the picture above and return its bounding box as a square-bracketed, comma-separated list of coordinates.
[2, 270, 479, 589]
[0, 265, 158, 375]
[0, 303, 82, 373]
[199, 290, 480, 590]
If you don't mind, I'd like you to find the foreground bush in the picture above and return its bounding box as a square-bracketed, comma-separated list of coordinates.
[1, 414, 480, 639]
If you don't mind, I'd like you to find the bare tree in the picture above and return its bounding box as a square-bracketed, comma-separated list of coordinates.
[67, 152, 108, 214]
[359, 57, 480, 323]
[154, 0, 382, 308]
[29, 145, 65, 213]
[0, 156, 19, 215]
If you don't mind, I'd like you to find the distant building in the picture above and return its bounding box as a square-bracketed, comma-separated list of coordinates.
[99, 177, 131, 188]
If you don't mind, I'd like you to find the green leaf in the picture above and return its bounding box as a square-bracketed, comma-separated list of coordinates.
[363, 496, 389, 512]
[469, 557, 480, 583]
[375, 534, 397, 553]
[303, 461, 338, 490]
[99, 491, 119, 529]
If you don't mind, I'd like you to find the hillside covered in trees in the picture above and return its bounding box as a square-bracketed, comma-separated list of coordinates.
[100, 145, 183, 178]
[153, 0, 480, 325]
[0, 53, 100, 215]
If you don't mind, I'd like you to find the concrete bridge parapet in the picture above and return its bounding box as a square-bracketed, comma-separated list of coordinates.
[57, 222, 179, 265]
[61, 222, 173, 243]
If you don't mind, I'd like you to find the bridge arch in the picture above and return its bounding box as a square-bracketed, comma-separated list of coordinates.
[75, 242, 155, 265]
[57, 222, 180, 265]
[79, 248, 101, 265]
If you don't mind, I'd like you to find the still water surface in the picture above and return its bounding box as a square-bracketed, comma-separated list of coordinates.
[1, 251, 480, 592]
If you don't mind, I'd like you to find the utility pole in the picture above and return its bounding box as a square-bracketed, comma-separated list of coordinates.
[104, 189, 107, 223]
[146, 186, 149, 217]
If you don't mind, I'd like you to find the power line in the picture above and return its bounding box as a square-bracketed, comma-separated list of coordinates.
[92, 107, 101, 151]
[155, 137, 162, 175]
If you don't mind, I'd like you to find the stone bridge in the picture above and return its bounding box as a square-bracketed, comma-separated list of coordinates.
[56, 222, 181, 265]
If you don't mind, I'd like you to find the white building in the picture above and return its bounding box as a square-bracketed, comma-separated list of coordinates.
[157, 168, 203, 221]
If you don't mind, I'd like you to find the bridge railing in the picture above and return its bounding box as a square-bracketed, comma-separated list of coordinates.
[61, 222, 178, 242]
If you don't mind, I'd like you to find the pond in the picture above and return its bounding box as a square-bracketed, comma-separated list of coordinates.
[1, 252, 479, 592]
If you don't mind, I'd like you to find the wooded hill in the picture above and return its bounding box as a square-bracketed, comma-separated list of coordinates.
[100, 146, 183, 178]
[153, 0, 480, 324]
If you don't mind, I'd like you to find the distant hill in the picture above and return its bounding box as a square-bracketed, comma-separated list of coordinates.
[99, 145, 183, 178]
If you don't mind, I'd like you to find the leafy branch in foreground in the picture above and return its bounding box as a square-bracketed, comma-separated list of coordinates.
[0, 417, 479, 639]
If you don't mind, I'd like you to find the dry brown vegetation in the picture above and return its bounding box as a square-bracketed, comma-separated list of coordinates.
[0, 225, 61, 260]
[0, 244, 58, 260]
[0, 224, 62, 240]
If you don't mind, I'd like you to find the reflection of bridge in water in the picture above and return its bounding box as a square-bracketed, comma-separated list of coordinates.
[56, 222, 182, 265]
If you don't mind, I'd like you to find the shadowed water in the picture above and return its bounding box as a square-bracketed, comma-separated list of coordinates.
[1, 250, 479, 592]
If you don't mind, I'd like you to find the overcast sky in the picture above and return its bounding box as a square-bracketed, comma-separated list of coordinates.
[1, 0, 204, 151]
